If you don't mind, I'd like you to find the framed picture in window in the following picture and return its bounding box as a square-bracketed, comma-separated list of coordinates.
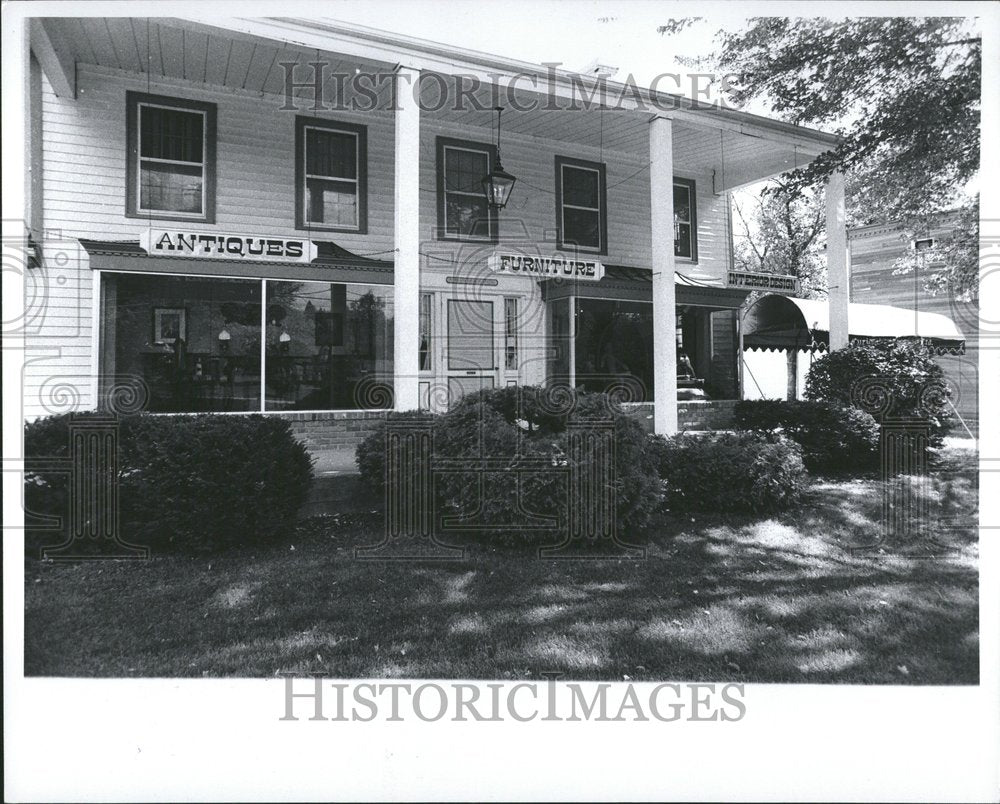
[153, 307, 187, 344]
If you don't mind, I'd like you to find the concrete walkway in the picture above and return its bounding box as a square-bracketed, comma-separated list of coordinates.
[310, 448, 359, 475]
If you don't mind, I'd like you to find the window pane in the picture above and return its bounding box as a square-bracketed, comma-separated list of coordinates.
[101, 274, 261, 413]
[264, 281, 394, 411]
[445, 194, 490, 237]
[574, 299, 653, 402]
[562, 207, 601, 249]
[140, 106, 203, 162]
[562, 166, 600, 207]
[306, 129, 357, 179]
[306, 178, 358, 227]
[547, 298, 571, 384]
[140, 161, 203, 213]
[673, 184, 691, 222]
[445, 148, 488, 193]
[419, 293, 432, 371]
[504, 297, 518, 371]
[674, 222, 692, 258]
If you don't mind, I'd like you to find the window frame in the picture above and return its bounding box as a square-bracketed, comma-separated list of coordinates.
[555, 156, 608, 255]
[126, 91, 217, 223]
[673, 177, 698, 262]
[436, 136, 499, 243]
[295, 116, 368, 234]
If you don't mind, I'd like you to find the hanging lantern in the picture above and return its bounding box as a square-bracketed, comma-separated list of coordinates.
[482, 106, 516, 210]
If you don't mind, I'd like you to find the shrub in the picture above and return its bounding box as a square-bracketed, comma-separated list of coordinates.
[24, 413, 314, 556]
[734, 400, 880, 474]
[355, 409, 433, 493]
[355, 386, 665, 540]
[651, 431, 806, 514]
[804, 341, 952, 445]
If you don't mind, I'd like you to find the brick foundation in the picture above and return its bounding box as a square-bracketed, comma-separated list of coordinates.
[280, 410, 388, 452]
[280, 400, 736, 454]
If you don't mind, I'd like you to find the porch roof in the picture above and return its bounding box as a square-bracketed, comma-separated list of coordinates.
[32, 16, 839, 191]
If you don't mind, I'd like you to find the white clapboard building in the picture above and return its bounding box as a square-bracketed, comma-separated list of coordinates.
[15, 16, 850, 446]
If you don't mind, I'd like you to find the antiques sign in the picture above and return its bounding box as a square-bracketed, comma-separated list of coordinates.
[726, 270, 800, 294]
[489, 252, 605, 282]
[140, 230, 318, 263]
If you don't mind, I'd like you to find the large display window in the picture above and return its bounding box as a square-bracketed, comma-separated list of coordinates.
[565, 298, 739, 401]
[100, 272, 393, 413]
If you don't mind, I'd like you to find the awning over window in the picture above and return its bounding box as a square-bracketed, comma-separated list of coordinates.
[77, 238, 394, 285]
[742, 294, 966, 354]
[540, 267, 750, 308]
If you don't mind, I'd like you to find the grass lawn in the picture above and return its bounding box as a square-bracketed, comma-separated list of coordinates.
[24, 444, 978, 683]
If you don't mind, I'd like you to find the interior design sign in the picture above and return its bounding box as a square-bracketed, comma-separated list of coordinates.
[489, 252, 606, 282]
[726, 270, 800, 294]
[140, 230, 318, 262]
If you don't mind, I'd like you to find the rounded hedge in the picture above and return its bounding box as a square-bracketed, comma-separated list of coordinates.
[804, 340, 952, 445]
[651, 431, 807, 514]
[356, 386, 665, 541]
[24, 412, 314, 556]
[733, 399, 880, 475]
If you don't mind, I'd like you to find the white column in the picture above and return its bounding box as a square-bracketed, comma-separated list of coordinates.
[826, 172, 849, 351]
[649, 115, 678, 435]
[393, 65, 421, 411]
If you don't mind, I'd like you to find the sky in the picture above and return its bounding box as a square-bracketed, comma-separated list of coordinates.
[316, 0, 752, 105]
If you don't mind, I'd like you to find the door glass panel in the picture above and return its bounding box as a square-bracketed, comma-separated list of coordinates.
[448, 300, 494, 370]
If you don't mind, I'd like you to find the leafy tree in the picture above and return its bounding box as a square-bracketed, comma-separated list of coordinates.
[732, 181, 827, 298]
[670, 17, 981, 299]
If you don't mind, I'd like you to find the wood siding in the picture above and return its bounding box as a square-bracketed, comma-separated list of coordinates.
[849, 222, 978, 434]
[28, 61, 734, 417]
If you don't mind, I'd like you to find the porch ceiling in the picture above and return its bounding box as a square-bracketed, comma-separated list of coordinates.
[33, 17, 398, 103]
[35, 16, 830, 189]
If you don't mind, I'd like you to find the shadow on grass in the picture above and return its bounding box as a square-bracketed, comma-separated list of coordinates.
[24, 448, 978, 684]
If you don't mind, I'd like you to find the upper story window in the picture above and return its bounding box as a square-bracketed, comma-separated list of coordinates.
[555, 156, 607, 254]
[437, 137, 497, 241]
[296, 117, 368, 233]
[674, 178, 697, 260]
[126, 92, 216, 223]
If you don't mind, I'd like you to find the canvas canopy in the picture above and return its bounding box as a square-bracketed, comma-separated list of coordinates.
[742, 294, 966, 354]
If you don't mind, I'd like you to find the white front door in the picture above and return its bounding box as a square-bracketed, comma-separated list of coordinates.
[446, 298, 497, 403]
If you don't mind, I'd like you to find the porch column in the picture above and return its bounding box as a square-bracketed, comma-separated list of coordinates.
[649, 115, 678, 435]
[393, 65, 421, 411]
[826, 172, 849, 351]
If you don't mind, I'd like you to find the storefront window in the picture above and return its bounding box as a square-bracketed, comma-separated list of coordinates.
[569, 299, 739, 401]
[100, 274, 394, 413]
[101, 273, 261, 412]
[264, 281, 393, 411]
[574, 299, 654, 400]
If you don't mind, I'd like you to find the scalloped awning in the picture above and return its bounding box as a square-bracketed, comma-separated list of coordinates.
[742, 294, 965, 354]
